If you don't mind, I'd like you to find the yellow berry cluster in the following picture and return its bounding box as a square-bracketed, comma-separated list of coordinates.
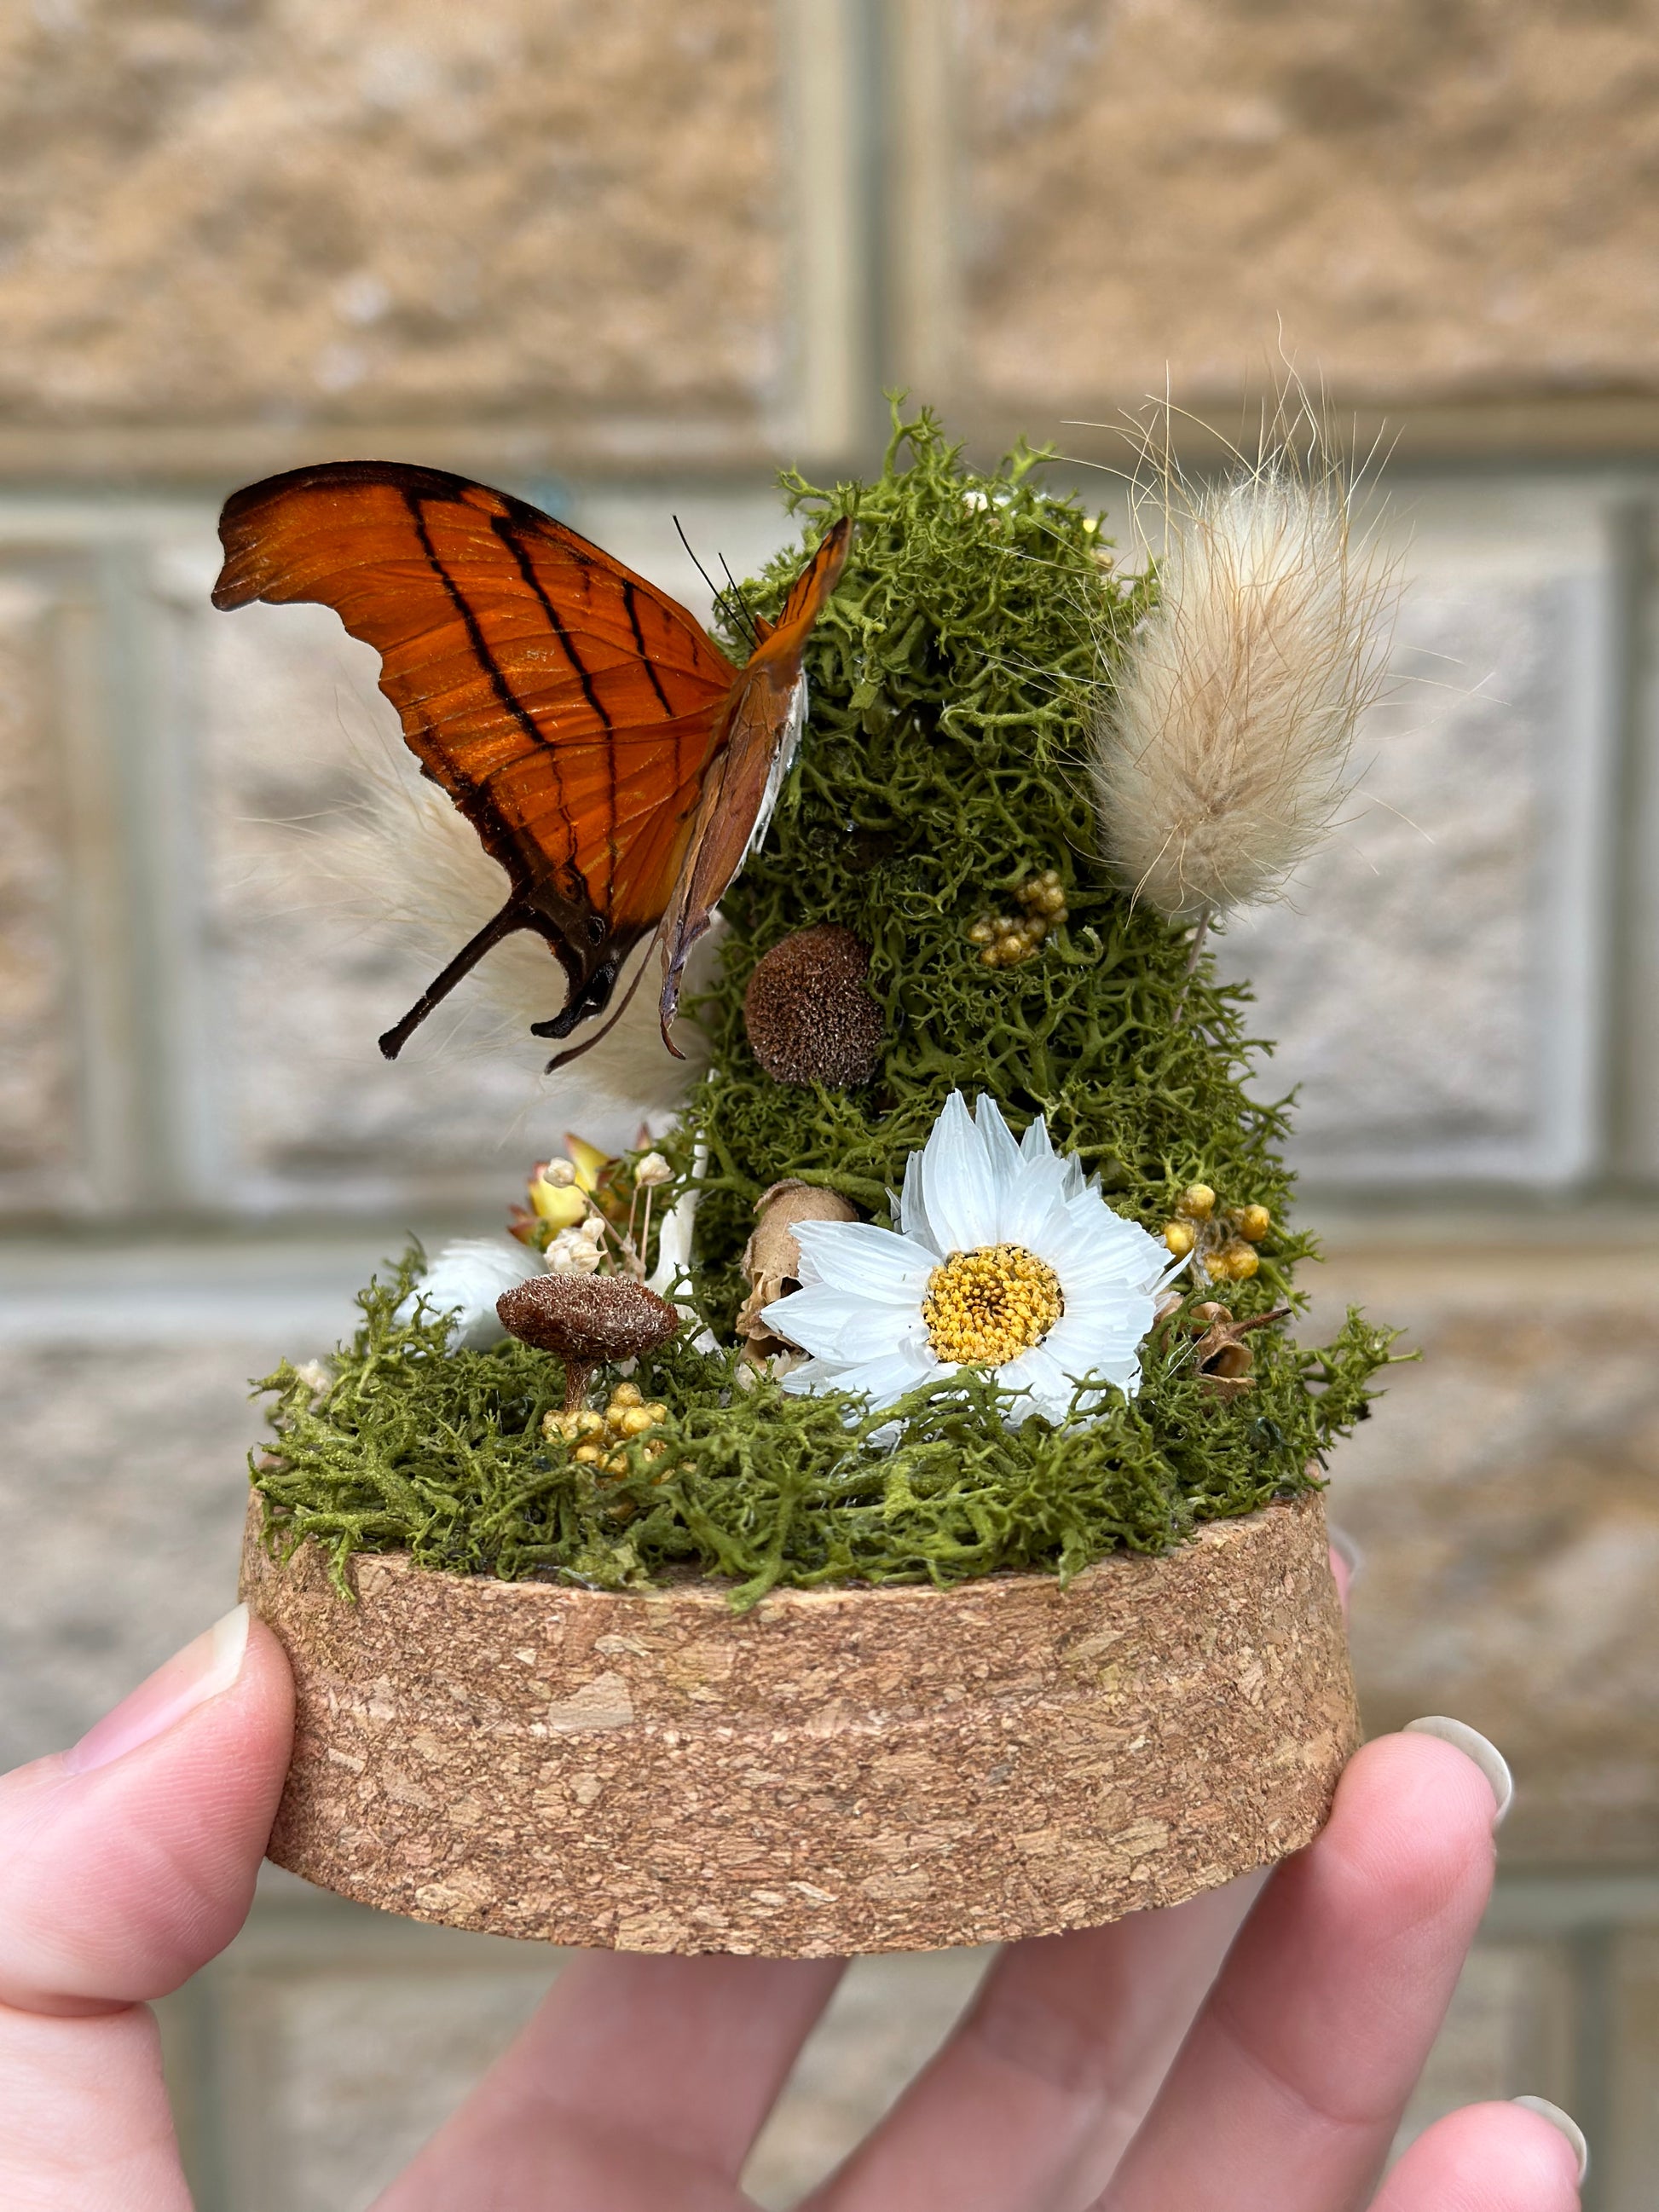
[968, 870, 1069, 967]
[1160, 1184, 1272, 1283]
[543, 1381, 670, 1476]
[922, 1242, 1065, 1365]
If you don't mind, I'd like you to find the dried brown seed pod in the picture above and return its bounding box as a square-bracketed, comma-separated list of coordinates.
[497, 1274, 680, 1411]
[1191, 1306, 1290, 1401]
[736, 1180, 859, 1356]
[743, 925, 885, 1087]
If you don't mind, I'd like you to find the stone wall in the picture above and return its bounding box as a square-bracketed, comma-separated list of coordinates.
[3, 2, 1657, 2203]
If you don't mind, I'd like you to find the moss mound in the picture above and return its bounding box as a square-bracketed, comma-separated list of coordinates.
[254, 1250, 1391, 1608]
[252, 407, 1399, 1601]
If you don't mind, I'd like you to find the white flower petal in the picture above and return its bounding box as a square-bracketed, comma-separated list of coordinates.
[779, 1342, 936, 1408]
[972, 1091, 1025, 1185]
[764, 1284, 930, 1364]
[997, 1341, 1080, 1424]
[914, 1090, 1001, 1253]
[994, 1175, 1071, 1255]
[791, 1219, 938, 1298]
[1043, 1305, 1148, 1385]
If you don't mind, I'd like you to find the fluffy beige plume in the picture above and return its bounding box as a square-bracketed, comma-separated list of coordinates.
[324, 732, 715, 1127]
[1090, 448, 1396, 923]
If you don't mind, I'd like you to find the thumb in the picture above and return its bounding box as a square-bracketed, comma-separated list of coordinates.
[0, 1603, 295, 2016]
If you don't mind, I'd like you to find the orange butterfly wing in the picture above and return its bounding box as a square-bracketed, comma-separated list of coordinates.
[213, 462, 852, 1064]
[212, 460, 740, 1043]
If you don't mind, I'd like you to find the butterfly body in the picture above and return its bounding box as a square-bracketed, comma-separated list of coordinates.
[211, 461, 850, 1064]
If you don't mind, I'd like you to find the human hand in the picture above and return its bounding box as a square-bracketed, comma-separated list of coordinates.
[0, 1589, 1587, 2210]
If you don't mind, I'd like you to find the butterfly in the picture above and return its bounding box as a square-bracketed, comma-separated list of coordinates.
[211, 461, 851, 1066]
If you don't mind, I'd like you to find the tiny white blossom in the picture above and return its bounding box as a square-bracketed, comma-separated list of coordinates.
[633, 1151, 672, 1187]
[545, 1220, 605, 1277]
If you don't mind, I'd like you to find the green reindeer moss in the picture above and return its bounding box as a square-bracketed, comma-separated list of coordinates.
[252, 408, 1399, 1601]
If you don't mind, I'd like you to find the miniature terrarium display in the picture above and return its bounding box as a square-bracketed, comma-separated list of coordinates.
[227, 408, 1400, 1955]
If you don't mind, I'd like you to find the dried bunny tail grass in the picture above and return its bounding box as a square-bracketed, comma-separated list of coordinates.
[1090, 421, 1399, 922]
[319, 729, 714, 1121]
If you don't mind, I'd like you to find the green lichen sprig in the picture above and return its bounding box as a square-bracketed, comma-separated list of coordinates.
[673, 404, 1313, 1335]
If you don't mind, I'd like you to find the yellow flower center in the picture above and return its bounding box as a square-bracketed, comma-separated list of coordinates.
[922, 1243, 1065, 1366]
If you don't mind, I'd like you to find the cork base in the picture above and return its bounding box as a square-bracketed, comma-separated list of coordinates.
[240, 1493, 1359, 1956]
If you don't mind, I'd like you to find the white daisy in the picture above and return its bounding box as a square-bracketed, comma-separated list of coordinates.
[762, 1091, 1174, 1429]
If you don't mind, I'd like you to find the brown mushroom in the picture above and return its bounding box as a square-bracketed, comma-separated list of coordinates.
[743, 926, 885, 1087]
[497, 1274, 680, 1411]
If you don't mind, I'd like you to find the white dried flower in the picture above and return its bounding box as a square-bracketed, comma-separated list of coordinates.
[1090, 445, 1397, 921]
[647, 1142, 706, 1308]
[396, 1238, 535, 1347]
[542, 1158, 578, 1187]
[544, 1221, 606, 1277]
[763, 1093, 1172, 1432]
[633, 1152, 672, 1188]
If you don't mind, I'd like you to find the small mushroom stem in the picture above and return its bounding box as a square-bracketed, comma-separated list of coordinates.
[563, 1360, 593, 1414]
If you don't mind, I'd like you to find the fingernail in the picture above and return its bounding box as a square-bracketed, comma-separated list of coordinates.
[1403, 1715, 1513, 1827]
[1327, 1523, 1365, 1587]
[63, 1604, 251, 1776]
[1512, 2096, 1589, 2184]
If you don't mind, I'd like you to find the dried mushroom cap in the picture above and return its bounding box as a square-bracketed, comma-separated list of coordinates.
[737, 1180, 858, 1354]
[743, 926, 885, 1087]
[496, 1274, 680, 1362]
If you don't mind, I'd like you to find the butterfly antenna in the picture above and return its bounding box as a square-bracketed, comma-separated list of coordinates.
[718, 554, 761, 650]
[673, 515, 750, 643]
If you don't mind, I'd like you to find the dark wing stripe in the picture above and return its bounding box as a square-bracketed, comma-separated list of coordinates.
[621, 579, 676, 715]
[494, 517, 611, 728]
[494, 514, 621, 897]
[402, 490, 569, 835]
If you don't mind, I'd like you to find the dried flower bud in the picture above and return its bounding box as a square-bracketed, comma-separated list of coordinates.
[543, 1158, 577, 1187]
[633, 1152, 672, 1188]
[1234, 1204, 1272, 1243]
[1213, 1240, 1260, 1282]
[743, 926, 885, 1088]
[1176, 1184, 1217, 1221]
[544, 1224, 604, 1277]
[1163, 1220, 1197, 1259]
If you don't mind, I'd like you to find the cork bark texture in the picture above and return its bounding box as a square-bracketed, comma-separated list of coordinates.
[240, 1493, 1359, 1956]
